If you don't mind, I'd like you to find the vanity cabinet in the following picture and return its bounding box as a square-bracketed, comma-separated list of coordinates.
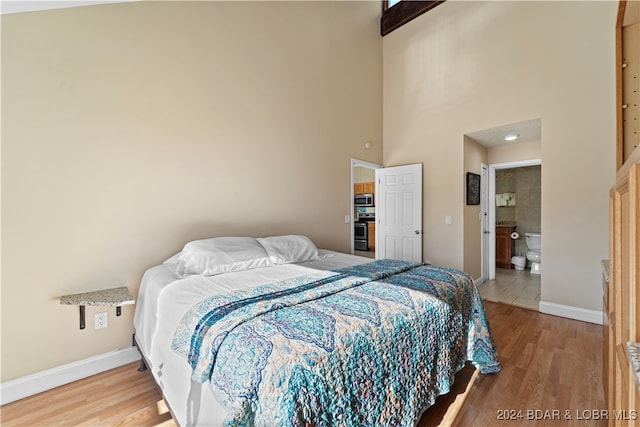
[495, 226, 515, 269]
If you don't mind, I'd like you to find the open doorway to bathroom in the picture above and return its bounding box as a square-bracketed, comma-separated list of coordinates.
[464, 118, 542, 311]
[482, 160, 541, 310]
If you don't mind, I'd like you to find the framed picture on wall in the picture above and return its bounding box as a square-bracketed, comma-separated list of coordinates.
[466, 172, 480, 205]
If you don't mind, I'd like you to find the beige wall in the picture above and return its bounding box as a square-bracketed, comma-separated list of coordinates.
[463, 137, 487, 279]
[1, 1, 382, 381]
[384, 2, 615, 311]
[354, 166, 376, 183]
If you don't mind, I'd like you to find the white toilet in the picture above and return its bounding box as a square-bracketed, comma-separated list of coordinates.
[525, 232, 542, 274]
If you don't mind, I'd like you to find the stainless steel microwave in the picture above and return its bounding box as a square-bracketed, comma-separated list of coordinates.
[354, 193, 374, 206]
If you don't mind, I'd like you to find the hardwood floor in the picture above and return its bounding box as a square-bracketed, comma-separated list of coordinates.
[1, 363, 177, 427]
[1, 301, 605, 426]
[420, 302, 606, 427]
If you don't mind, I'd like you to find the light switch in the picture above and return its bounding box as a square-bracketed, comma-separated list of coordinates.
[445, 216, 452, 225]
[345, 215, 351, 224]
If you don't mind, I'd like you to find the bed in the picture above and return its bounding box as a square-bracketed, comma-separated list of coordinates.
[133, 235, 500, 426]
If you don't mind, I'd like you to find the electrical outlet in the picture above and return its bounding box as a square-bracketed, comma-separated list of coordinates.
[95, 312, 108, 330]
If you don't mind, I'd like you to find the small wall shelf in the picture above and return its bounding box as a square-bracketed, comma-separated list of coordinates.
[60, 286, 134, 330]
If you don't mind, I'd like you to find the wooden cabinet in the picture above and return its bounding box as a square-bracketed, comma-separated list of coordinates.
[364, 182, 374, 194]
[607, 2, 640, 422]
[602, 261, 612, 414]
[368, 222, 376, 251]
[354, 181, 375, 195]
[495, 226, 515, 269]
[607, 145, 640, 426]
[618, 0, 640, 168]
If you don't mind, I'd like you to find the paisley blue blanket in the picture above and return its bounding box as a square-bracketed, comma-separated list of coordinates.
[172, 259, 500, 426]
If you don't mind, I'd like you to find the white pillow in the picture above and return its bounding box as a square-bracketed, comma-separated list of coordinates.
[256, 235, 319, 265]
[176, 237, 272, 276]
[162, 252, 182, 265]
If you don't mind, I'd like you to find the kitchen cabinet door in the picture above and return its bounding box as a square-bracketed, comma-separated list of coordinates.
[363, 182, 375, 194]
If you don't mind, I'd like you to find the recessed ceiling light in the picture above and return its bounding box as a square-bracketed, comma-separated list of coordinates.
[504, 134, 519, 142]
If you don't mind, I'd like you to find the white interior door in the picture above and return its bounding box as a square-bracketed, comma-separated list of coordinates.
[480, 164, 489, 284]
[375, 163, 423, 262]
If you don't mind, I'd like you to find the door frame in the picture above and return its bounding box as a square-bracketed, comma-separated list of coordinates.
[486, 158, 542, 280]
[351, 158, 383, 254]
[480, 163, 489, 284]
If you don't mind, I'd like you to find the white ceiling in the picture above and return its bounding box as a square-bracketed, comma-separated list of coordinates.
[0, 0, 134, 15]
[465, 118, 541, 148]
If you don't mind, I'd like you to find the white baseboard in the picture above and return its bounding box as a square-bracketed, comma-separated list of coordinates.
[539, 301, 604, 325]
[1, 346, 141, 405]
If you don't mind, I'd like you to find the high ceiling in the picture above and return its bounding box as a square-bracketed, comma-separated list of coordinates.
[466, 118, 542, 148]
[0, 0, 134, 15]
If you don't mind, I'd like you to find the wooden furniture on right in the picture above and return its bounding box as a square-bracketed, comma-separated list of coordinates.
[606, 1, 640, 424]
[603, 258, 610, 410]
[608, 144, 640, 426]
[607, 147, 639, 425]
[617, 0, 640, 169]
[495, 225, 515, 269]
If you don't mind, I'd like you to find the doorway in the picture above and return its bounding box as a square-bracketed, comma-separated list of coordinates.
[479, 159, 542, 311]
[485, 159, 542, 280]
[351, 159, 381, 257]
[465, 117, 542, 310]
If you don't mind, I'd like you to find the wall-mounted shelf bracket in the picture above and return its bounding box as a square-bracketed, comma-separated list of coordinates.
[79, 305, 86, 329]
[60, 286, 134, 330]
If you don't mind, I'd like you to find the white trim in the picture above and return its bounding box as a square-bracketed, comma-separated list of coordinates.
[0, 347, 140, 405]
[488, 166, 496, 279]
[539, 301, 604, 325]
[490, 158, 542, 170]
[487, 158, 542, 280]
[480, 163, 489, 284]
[352, 158, 382, 169]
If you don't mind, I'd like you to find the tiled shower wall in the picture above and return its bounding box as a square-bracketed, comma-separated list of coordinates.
[496, 166, 541, 256]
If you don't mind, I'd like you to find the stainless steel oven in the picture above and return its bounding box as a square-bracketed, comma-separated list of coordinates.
[354, 222, 368, 251]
